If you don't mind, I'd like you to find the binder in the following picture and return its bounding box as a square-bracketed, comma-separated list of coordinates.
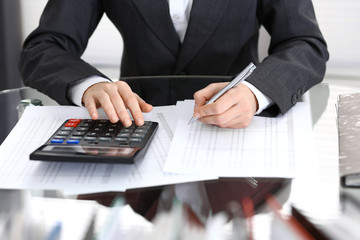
[337, 93, 360, 187]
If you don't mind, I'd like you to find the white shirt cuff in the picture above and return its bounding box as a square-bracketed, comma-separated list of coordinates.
[68, 76, 111, 106]
[242, 81, 274, 115]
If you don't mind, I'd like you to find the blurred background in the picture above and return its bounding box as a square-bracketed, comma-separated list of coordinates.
[1, 0, 359, 91]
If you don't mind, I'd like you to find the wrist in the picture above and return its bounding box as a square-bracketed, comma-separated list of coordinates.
[242, 81, 273, 114]
[68, 76, 111, 106]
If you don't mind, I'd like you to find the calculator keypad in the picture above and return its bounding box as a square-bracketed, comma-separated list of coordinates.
[30, 119, 158, 164]
[49, 119, 155, 147]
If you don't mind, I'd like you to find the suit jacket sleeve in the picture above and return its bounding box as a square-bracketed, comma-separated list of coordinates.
[247, 0, 329, 116]
[19, 0, 109, 105]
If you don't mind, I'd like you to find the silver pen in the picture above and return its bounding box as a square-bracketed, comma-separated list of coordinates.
[188, 62, 256, 125]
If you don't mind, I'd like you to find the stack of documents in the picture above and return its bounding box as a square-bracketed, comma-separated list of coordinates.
[0, 100, 315, 195]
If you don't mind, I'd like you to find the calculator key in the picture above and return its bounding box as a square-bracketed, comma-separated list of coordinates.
[68, 119, 81, 123]
[137, 125, 150, 130]
[54, 135, 66, 139]
[129, 138, 142, 143]
[65, 119, 81, 127]
[99, 137, 111, 142]
[69, 136, 82, 140]
[101, 132, 114, 137]
[51, 138, 64, 144]
[120, 128, 133, 133]
[93, 123, 106, 128]
[114, 137, 128, 143]
[109, 124, 120, 129]
[124, 124, 135, 129]
[65, 122, 79, 127]
[82, 119, 93, 123]
[67, 139, 80, 144]
[105, 128, 116, 132]
[118, 133, 131, 137]
[132, 133, 145, 138]
[61, 127, 74, 131]
[87, 132, 98, 137]
[134, 129, 147, 133]
[143, 122, 152, 126]
[72, 131, 86, 136]
[76, 127, 89, 132]
[97, 120, 108, 123]
[57, 131, 71, 136]
[84, 136, 97, 141]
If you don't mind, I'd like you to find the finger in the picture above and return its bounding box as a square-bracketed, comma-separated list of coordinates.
[217, 107, 254, 128]
[97, 93, 130, 126]
[84, 96, 99, 120]
[194, 83, 228, 105]
[135, 94, 153, 113]
[223, 116, 253, 128]
[198, 87, 238, 117]
[117, 83, 144, 126]
[200, 103, 253, 128]
[193, 82, 229, 117]
[198, 84, 257, 128]
[199, 103, 239, 127]
[104, 86, 133, 126]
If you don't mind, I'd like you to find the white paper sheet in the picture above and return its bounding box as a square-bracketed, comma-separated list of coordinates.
[0, 106, 216, 195]
[0, 107, 131, 193]
[164, 100, 315, 178]
[125, 106, 216, 190]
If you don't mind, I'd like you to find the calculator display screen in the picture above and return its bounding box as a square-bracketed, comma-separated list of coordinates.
[42, 145, 138, 157]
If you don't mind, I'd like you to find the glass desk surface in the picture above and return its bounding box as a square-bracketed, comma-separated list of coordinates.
[1, 75, 360, 239]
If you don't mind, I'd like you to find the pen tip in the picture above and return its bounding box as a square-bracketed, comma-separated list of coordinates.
[188, 117, 197, 125]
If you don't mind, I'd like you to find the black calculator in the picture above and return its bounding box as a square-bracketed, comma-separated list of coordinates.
[30, 119, 158, 164]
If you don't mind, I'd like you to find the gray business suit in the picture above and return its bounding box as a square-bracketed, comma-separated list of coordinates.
[19, 0, 329, 116]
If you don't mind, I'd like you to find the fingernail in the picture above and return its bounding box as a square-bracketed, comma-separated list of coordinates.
[195, 113, 200, 118]
[125, 119, 132, 127]
[112, 116, 119, 123]
[137, 119, 144, 126]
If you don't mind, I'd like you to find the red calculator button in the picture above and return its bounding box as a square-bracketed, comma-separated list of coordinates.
[68, 119, 81, 123]
[64, 122, 78, 127]
[64, 119, 81, 127]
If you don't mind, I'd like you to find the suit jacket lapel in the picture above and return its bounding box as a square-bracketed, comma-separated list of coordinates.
[174, 0, 230, 73]
[131, 0, 180, 57]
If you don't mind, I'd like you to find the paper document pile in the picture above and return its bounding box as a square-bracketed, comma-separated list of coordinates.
[0, 100, 314, 194]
